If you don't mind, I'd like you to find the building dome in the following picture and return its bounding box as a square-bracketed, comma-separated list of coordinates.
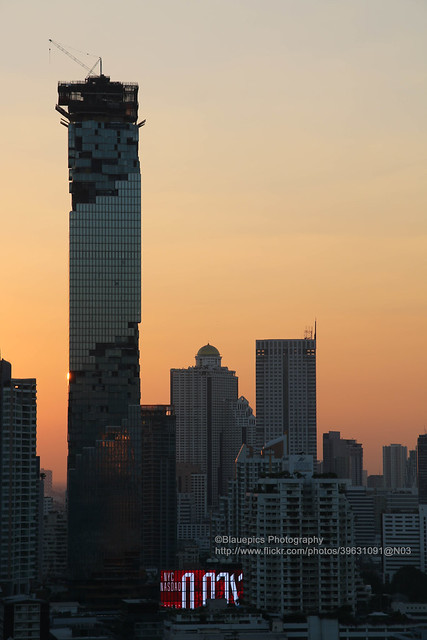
[197, 344, 220, 357]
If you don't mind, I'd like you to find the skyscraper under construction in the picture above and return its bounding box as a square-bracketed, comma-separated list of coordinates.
[56, 74, 143, 586]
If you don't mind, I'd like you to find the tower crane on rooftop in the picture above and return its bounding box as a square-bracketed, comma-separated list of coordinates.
[49, 38, 102, 77]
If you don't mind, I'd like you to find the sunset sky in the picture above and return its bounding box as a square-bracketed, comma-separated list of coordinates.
[1, 0, 426, 484]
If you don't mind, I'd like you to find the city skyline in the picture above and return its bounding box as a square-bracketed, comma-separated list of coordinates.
[1, 0, 427, 483]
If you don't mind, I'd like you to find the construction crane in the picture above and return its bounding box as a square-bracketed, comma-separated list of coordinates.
[48, 38, 102, 77]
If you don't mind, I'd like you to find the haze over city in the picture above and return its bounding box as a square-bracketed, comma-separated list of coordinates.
[1, 0, 426, 484]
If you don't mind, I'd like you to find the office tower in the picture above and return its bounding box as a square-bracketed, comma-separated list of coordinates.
[171, 345, 240, 514]
[0, 359, 40, 596]
[323, 431, 363, 485]
[138, 405, 177, 571]
[383, 444, 407, 489]
[244, 472, 357, 615]
[56, 75, 142, 581]
[256, 334, 316, 456]
[418, 435, 427, 504]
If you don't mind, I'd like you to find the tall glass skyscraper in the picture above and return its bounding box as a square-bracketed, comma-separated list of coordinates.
[56, 75, 142, 582]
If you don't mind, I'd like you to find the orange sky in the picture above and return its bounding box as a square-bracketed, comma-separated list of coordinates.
[1, 1, 426, 484]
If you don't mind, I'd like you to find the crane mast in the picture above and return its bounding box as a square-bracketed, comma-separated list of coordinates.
[49, 39, 102, 77]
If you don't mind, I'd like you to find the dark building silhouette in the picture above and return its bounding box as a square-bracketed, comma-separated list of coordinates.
[0, 359, 41, 596]
[136, 405, 177, 571]
[0, 596, 49, 640]
[323, 431, 363, 486]
[383, 444, 407, 489]
[418, 434, 427, 504]
[56, 74, 143, 584]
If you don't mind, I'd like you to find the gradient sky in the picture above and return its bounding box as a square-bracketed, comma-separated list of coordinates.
[1, 0, 426, 484]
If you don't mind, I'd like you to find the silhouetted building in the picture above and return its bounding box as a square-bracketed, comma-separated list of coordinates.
[323, 431, 363, 485]
[138, 405, 177, 571]
[0, 359, 40, 596]
[0, 596, 49, 640]
[42, 505, 67, 582]
[171, 345, 240, 515]
[57, 74, 143, 583]
[255, 334, 316, 456]
[418, 435, 427, 504]
[383, 444, 407, 489]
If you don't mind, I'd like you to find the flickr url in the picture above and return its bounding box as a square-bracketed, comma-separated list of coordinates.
[214, 546, 412, 557]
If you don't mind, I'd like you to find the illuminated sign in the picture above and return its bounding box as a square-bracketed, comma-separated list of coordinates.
[160, 570, 243, 609]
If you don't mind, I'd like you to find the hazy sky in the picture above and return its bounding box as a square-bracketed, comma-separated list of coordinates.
[1, 0, 426, 483]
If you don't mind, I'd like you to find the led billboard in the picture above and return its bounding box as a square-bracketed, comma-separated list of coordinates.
[160, 569, 243, 609]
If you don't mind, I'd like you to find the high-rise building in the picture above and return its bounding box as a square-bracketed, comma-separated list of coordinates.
[244, 472, 357, 615]
[56, 74, 142, 581]
[255, 335, 316, 456]
[417, 435, 427, 504]
[138, 405, 177, 571]
[323, 431, 363, 486]
[383, 444, 407, 489]
[171, 345, 240, 515]
[0, 359, 40, 595]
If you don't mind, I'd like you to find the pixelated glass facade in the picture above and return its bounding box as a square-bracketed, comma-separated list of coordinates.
[58, 76, 142, 580]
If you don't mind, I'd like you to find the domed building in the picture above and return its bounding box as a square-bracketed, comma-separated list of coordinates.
[171, 344, 247, 527]
[195, 343, 221, 368]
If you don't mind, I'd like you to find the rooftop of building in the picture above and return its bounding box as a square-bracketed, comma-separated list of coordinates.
[196, 344, 220, 357]
[57, 75, 139, 123]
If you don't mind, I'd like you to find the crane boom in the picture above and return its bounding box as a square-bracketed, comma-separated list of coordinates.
[48, 38, 102, 76]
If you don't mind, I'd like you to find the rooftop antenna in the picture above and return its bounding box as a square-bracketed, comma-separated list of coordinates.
[48, 38, 102, 77]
